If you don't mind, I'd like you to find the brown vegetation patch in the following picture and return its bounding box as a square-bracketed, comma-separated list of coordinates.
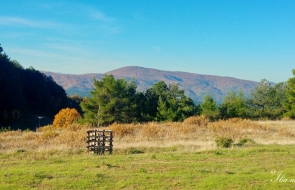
[0, 118, 295, 153]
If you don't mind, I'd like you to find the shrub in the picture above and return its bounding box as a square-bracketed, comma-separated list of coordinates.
[108, 122, 138, 138]
[129, 148, 144, 154]
[236, 138, 255, 146]
[182, 115, 209, 126]
[53, 108, 81, 128]
[215, 137, 233, 148]
[141, 122, 167, 140]
[206, 118, 268, 140]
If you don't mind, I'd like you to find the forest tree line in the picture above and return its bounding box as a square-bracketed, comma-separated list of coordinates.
[81, 71, 295, 126]
[0, 45, 80, 127]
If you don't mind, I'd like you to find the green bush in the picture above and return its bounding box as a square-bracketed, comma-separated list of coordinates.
[129, 148, 144, 154]
[215, 137, 233, 148]
[236, 138, 255, 147]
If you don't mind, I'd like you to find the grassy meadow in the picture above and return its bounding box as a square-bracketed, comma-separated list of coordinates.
[1, 117, 295, 189]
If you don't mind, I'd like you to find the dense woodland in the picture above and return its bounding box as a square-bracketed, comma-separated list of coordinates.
[0, 45, 80, 129]
[1, 44, 295, 128]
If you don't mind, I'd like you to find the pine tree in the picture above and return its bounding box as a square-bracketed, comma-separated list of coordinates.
[219, 90, 247, 119]
[80, 74, 137, 126]
[200, 95, 219, 121]
[156, 83, 194, 122]
[284, 69, 295, 118]
[248, 79, 287, 119]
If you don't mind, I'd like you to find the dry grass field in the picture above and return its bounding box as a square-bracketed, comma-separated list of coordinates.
[1, 117, 295, 189]
[1, 116, 295, 153]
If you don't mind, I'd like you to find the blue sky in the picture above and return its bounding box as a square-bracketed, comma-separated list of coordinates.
[1, 0, 294, 82]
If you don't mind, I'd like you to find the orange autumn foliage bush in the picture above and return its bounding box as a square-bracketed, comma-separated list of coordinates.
[53, 108, 81, 128]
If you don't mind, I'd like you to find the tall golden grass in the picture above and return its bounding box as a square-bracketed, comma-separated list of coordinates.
[0, 116, 295, 153]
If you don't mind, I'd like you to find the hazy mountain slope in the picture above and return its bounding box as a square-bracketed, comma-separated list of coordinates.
[106, 66, 258, 103]
[42, 72, 104, 97]
[43, 66, 258, 103]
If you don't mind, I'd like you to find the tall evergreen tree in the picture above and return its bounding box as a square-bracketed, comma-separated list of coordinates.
[80, 74, 137, 126]
[156, 84, 195, 122]
[142, 81, 168, 121]
[200, 94, 219, 120]
[0, 45, 26, 123]
[247, 79, 286, 119]
[284, 69, 295, 118]
[219, 90, 247, 119]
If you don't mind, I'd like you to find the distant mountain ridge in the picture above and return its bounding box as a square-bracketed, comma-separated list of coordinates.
[43, 66, 258, 103]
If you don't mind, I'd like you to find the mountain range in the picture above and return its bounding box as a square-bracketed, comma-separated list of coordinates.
[42, 66, 258, 103]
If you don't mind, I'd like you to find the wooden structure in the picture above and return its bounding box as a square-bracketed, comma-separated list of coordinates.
[86, 130, 113, 154]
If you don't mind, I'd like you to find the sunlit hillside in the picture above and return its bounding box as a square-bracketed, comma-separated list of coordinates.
[43, 66, 258, 103]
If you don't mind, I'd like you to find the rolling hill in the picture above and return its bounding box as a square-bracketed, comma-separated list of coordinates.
[43, 66, 258, 103]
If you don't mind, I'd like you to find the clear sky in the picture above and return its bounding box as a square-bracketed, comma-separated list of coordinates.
[1, 0, 294, 82]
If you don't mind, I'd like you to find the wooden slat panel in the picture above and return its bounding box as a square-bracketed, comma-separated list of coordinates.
[86, 130, 113, 154]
